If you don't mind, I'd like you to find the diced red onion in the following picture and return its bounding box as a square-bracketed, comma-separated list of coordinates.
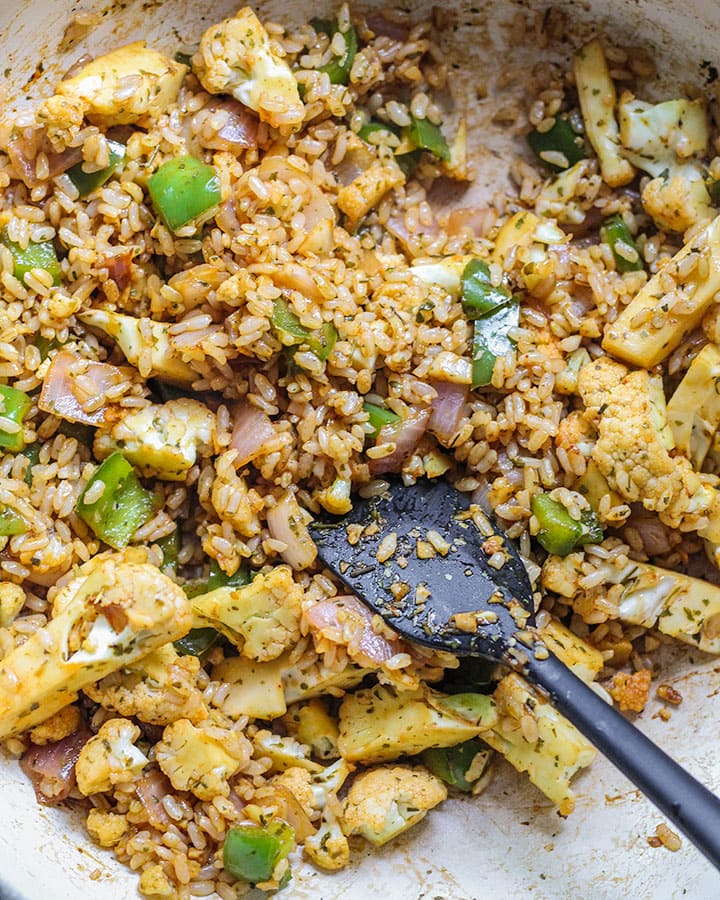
[305, 595, 400, 666]
[100, 249, 133, 296]
[369, 406, 430, 475]
[230, 401, 277, 468]
[135, 769, 173, 829]
[203, 98, 259, 152]
[266, 491, 317, 570]
[630, 514, 672, 557]
[7, 134, 84, 187]
[39, 351, 127, 426]
[427, 381, 468, 445]
[20, 728, 91, 805]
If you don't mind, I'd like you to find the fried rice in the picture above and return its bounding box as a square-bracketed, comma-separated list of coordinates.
[1, 2, 719, 896]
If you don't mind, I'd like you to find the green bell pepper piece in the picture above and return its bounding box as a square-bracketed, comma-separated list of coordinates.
[357, 121, 419, 176]
[318, 19, 357, 85]
[600, 215, 644, 273]
[421, 739, 487, 792]
[174, 627, 219, 659]
[34, 335, 63, 361]
[363, 400, 400, 439]
[2, 231, 61, 285]
[527, 116, 586, 171]
[531, 493, 603, 556]
[358, 120, 400, 142]
[148, 155, 221, 232]
[461, 258, 513, 318]
[223, 820, 295, 884]
[76, 451, 154, 549]
[22, 442, 41, 487]
[272, 299, 337, 362]
[0, 507, 28, 536]
[471, 299, 520, 388]
[67, 140, 125, 196]
[0, 385, 32, 452]
[405, 115, 450, 162]
[207, 559, 252, 591]
[157, 527, 180, 575]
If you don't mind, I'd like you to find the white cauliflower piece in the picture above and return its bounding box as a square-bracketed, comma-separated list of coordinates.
[252, 729, 322, 773]
[78, 309, 197, 385]
[603, 215, 720, 368]
[84, 642, 207, 726]
[280, 698, 339, 760]
[45, 42, 186, 128]
[85, 809, 129, 848]
[192, 566, 302, 661]
[578, 357, 714, 530]
[337, 683, 497, 763]
[94, 398, 216, 481]
[194, 7, 304, 131]
[156, 714, 251, 800]
[303, 759, 353, 871]
[0, 551, 192, 739]
[618, 92, 712, 232]
[75, 718, 148, 795]
[0, 581, 25, 627]
[340, 765, 447, 846]
[483, 674, 595, 816]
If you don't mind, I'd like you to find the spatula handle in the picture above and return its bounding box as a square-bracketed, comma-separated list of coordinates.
[525, 650, 720, 869]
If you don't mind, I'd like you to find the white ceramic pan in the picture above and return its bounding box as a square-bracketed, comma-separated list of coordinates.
[1, 1, 720, 897]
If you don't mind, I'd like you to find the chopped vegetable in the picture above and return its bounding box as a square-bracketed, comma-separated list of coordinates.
[471, 298, 520, 388]
[363, 400, 400, 439]
[358, 120, 399, 142]
[174, 627, 219, 659]
[421, 739, 490, 792]
[156, 528, 180, 574]
[0, 507, 27, 536]
[0, 385, 32, 451]
[67, 140, 125, 196]
[461, 258, 512, 318]
[147, 155, 221, 232]
[668, 343, 720, 469]
[22, 442, 41, 487]
[272, 298, 337, 362]
[602, 214, 720, 367]
[318, 18, 357, 85]
[2, 232, 61, 285]
[207, 559, 252, 591]
[223, 820, 294, 884]
[76, 452, 154, 549]
[599, 215, 644, 273]
[531, 493, 603, 556]
[405, 115, 450, 162]
[573, 39, 634, 187]
[527, 116, 586, 171]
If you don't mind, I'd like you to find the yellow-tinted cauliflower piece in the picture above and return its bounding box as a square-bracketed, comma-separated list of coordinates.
[578, 358, 714, 530]
[85, 809, 129, 848]
[156, 713, 251, 800]
[192, 566, 303, 661]
[28, 705, 82, 745]
[194, 7, 304, 131]
[75, 718, 148, 795]
[84, 642, 207, 726]
[43, 42, 186, 130]
[340, 765, 447, 846]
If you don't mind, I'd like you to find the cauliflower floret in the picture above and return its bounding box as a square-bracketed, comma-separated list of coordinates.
[280, 698, 340, 761]
[340, 765, 447, 846]
[271, 767, 317, 819]
[156, 713, 251, 800]
[28, 705, 82, 745]
[641, 171, 712, 233]
[194, 7, 304, 131]
[85, 808, 129, 848]
[192, 566, 302, 661]
[303, 759, 353, 871]
[84, 642, 207, 726]
[578, 358, 714, 530]
[36, 93, 85, 150]
[77, 309, 197, 385]
[94, 398, 216, 481]
[337, 159, 405, 231]
[337, 683, 497, 763]
[252, 729, 322, 773]
[138, 864, 174, 898]
[45, 42, 186, 129]
[482, 674, 595, 816]
[0, 581, 25, 627]
[555, 410, 597, 457]
[75, 718, 148, 795]
[609, 669, 652, 712]
[0, 551, 192, 739]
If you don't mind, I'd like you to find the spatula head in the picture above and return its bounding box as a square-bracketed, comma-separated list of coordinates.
[309, 478, 536, 661]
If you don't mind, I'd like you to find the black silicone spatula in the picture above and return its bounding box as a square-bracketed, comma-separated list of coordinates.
[309, 477, 720, 868]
